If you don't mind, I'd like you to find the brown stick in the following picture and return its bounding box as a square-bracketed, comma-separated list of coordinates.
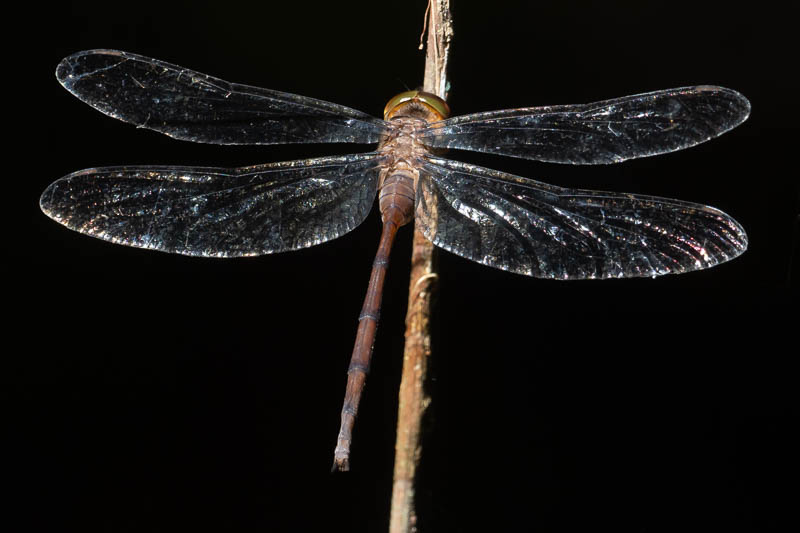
[389, 1, 452, 531]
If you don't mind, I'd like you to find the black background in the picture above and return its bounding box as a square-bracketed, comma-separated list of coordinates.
[13, 1, 797, 532]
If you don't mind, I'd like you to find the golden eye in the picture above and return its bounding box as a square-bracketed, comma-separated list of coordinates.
[383, 91, 419, 120]
[414, 92, 450, 120]
[383, 90, 450, 121]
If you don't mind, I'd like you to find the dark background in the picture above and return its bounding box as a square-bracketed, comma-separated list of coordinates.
[13, 1, 796, 532]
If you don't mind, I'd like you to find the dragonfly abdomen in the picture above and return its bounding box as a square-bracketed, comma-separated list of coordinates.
[378, 169, 416, 227]
[334, 211, 401, 471]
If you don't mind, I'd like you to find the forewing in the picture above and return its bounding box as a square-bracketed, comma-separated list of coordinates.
[41, 153, 385, 257]
[416, 156, 747, 279]
[419, 86, 750, 164]
[57, 49, 391, 145]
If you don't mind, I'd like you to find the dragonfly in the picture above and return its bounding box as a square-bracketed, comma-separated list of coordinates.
[42, 49, 750, 471]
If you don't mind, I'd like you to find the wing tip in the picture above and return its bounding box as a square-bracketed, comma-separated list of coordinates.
[692, 85, 751, 125]
[55, 49, 130, 87]
[39, 179, 62, 221]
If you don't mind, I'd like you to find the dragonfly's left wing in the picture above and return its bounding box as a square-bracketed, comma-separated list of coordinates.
[415, 156, 747, 279]
[57, 50, 391, 145]
[418, 86, 749, 164]
[41, 153, 385, 257]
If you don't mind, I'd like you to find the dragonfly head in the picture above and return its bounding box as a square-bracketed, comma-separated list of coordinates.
[383, 90, 450, 122]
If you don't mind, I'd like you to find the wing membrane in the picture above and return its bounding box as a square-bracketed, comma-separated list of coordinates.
[416, 156, 747, 279]
[41, 153, 385, 256]
[419, 86, 750, 164]
[57, 49, 391, 145]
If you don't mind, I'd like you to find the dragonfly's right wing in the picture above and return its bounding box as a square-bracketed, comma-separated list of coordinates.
[419, 86, 749, 164]
[57, 50, 391, 145]
[415, 156, 747, 279]
[41, 153, 385, 257]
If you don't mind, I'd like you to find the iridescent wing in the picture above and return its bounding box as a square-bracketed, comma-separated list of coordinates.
[419, 86, 750, 164]
[415, 156, 747, 279]
[56, 49, 392, 145]
[41, 153, 386, 257]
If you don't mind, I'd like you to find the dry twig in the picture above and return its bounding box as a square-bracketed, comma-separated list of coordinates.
[389, 2, 452, 531]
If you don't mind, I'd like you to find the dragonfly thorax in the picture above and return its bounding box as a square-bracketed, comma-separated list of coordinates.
[376, 117, 434, 227]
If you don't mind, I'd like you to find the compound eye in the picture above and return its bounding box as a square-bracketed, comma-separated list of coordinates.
[414, 92, 450, 120]
[383, 91, 419, 120]
[383, 91, 451, 121]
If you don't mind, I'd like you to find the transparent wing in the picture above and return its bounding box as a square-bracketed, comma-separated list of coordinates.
[419, 86, 750, 164]
[41, 153, 386, 257]
[416, 156, 747, 279]
[57, 49, 391, 145]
